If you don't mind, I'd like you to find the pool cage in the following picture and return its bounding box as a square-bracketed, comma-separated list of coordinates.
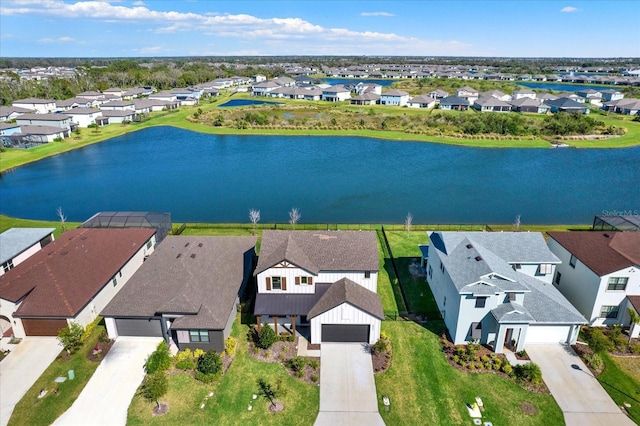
[80, 212, 172, 243]
[592, 215, 640, 232]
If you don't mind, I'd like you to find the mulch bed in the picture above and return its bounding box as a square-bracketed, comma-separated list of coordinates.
[87, 339, 114, 362]
[267, 401, 284, 413]
[152, 402, 170, 416]
[520, 401, 538, 416]
[247, 337, 320, 384]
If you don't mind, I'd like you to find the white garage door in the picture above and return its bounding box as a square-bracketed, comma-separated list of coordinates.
[526, 325, 571, 344]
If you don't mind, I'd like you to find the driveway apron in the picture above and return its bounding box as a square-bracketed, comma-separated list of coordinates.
[0, 337, 62, 426]
[526, 344, 635, 426]
[315, 343, 385, 426]
[53, 337, 162, 426]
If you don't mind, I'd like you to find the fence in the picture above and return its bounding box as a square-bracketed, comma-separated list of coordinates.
[380, 226, 410, 315]
[171, 222, 492, 232]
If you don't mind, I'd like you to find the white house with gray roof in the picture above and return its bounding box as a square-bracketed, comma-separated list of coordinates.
[427, 231, 586, 353]
[380, 89, 410, 106]
[0, 228, 55, 276]
[254, 231, 383, 345]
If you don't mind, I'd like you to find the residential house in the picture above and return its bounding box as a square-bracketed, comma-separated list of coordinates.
[481, 90, 512, 102]
[65, 107, 102, 128]
[0, 228, 55, 276]
[439, 96, 470, 111]
[604, 98, 640, 115]
[380, 90, 410, 106]
[426, 231, 586, 353]
[98, 109, 136, 124]
[510, 97, 550, 114]
[100, 100, 135, 111]
[350, 93, 380, 105]
[0, 228, 156, 338]
[12, 125, 68, 142]
[407, 95, 437, 109]
[511, 89, 536, 101]
[254, 74, 267, 83]
[355, 83, 382, 96]
[0, 106, 34, 121]
[149, 91, 178, 102]
[456, 86, 479, 104]
[473, 96, 512, 112]
[544, 97, 590, 114]
[102, 236, 256, 352]
[0, 123, 21, 136]
[132, 98, 176, 114]
[15, 113, 72, 132]
[547, 232, 640, 337]
[273, 76, 296, 87]
[76, 91, 106, 101]
[253, 231, 383, 345]
[576, 89, 603, 105]
[322, 85, 351, 102]
[428, 89, 449, 100]
[252, 80, 281, 96]
[12, 98, 56, 114]
[55, 97, 97, 112]
[103, 87, 126, 98]
[600, 89, 624, 102]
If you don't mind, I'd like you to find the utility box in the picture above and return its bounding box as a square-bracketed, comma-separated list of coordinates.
[68, 370, 75, 380]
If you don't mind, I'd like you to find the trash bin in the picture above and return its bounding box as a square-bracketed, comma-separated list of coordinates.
[68, 370, 75, 380]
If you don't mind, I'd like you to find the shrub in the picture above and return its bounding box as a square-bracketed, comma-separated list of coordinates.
[514, 363, 543, 384]
[57, 322, 84, 354]
[174, 348, 195, 370]
[501, 363, 513, 375]
[225, 337, 237, 356]
[583, 327, 613, 353]
[311, 374, 319, 383]
[308, 359, 320, 370]
[481, 355, 490, 363]
[145, 342, 172, 374]
[197, 350, 222, 375]
[257, 325, 277, 349]
[286, 356, 306, 372]
[493, 359, 503, 370]
[98, 328, 110, 343]
[81, 321, 96, 343]
[195, 371, 219, 383]
[631, 343, 640, 355]
[372, 337, 391, 354]
[585, 353, 604, 371]
[193, 348, 205, 360]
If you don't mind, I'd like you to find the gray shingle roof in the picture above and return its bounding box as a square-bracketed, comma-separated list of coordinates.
[491, 302, 534, 323]
[255, 230, 379, 275]
[101, 236, 256, 330]
[254, 283, 331, 316]
[307, 278, 383, 320]
[0, 228, 55, 265]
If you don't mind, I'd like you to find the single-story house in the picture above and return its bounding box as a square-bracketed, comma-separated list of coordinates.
[0, 228, 55, 276]
[439, 96, 470, 111]
[55, 97, 97, 112]
[15, 113, 72, 131]
[428, 89, 449, 100]
[0, 122, 21, 136]
[76, 91, 106, 101]
[0, 228, 156, 338]
[0, 106, 34, 121]
[545, 97, 590, 114]
[380, 90, 410, 106]
[510, 97, 550, 114]
[100, 100, 135, 111]
[511, 89, 536, 100]
[11, 98, 56, 114]
[149, 91, 178, 102]
[350, 92, 380, 105]
[473, 96, 512, 112]
[253, 230, 383, 345]
[102, 236, 257, 352]
[407, 95, 437, 109]
[547, 232, 640, 337]
[600, 89, 624, 102]
[98, 109, 136, 124]
[481, 90, 512, 102]
[426, 231, 586, 353]
[13, 125, 69, 141]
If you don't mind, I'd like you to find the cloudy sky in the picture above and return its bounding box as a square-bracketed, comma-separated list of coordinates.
[1, 0, 638, 57]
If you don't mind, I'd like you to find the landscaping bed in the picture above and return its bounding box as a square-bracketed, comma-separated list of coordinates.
[371, 332, 393, 373]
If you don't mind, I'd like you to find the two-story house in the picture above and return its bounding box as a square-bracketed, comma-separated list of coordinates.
[456, 86, 479, 104]
[547, 232, 640, 338]
[380, 90, 410, 106]
[253, 230, 383, 345]
[427, 231, 586, 353]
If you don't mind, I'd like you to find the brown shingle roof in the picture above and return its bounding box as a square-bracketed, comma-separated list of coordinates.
[547, 232, 640, 276]
[307, 278, 383, 320]
[255, 230, 379, 275]
[0, 228, 155, 318]
[628, 296, 640, 313]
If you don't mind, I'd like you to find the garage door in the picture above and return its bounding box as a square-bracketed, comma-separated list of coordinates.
[526, 325, 571, 344]
[22, 318, 68, 336]
[115, 318, 163, 337]
[322, 324, 370, 343]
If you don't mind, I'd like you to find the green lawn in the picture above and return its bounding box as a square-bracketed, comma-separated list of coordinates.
[0, 214, 79, 236]
[375, 322, 565, 426]
[598, 353, 640, 424]
[127, 317, 319, 426]
[384, 230, 428, 258]
[8, 320, 105, 426]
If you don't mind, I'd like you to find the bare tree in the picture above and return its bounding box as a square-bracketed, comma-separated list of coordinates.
[514, 214, 521, 232]
[405, 212, 413, 232]
[288, 208, 301, 229]
[57, 206, 67, 231]
[249, 209, 261, 235]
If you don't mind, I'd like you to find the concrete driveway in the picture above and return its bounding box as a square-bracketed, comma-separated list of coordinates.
[0, 337, 62, 426]
[53, 337, 162, 426]
[314, 343, 385, 426]
[526, 344, 635, 426]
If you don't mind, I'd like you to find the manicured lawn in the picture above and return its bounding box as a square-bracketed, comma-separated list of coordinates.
[375, 321, 565, 426]
[0, 214, 79, 236]
[127, 318, 319, 425]
[609, 354, 640, 382]
[8, 320, 105, 426]
[598, 353, 640, 424]
[384, 230, 428, 258]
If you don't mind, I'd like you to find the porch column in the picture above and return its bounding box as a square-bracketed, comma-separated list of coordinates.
[273, 316, 278, 335]
[515, 326, 528, 353]
[291, 315, 296, 337]
[256, 316, 261, 333]
[494, 325, 507, 354]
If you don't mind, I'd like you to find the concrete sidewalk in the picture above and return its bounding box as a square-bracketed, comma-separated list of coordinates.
[315, 343, 385, 426]
[53, 337, 161, 426]
[0, 337, 62, 426]
[526, 344, 635, 426]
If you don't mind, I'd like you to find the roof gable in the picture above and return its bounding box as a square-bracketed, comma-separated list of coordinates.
[307, 278, 383, 319]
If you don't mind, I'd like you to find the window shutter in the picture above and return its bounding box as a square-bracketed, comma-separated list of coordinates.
[266, 277, 271, 291]
[282, 277, 287, 291]
[295, 276, 300, 285]
[308, 277, 313, 285]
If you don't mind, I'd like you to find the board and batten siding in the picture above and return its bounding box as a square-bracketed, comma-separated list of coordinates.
[257, 268, 377, 294]
[310, 303, 380, 345]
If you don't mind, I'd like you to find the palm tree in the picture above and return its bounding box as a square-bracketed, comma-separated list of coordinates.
[628, 308, 640, 342]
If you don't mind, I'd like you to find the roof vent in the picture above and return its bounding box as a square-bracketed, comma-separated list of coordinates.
[61, 250, 68, 256]
[466, 244, 473, 249]
[603, 233, 611, 238]
[475, 256, 483, 261]
[176, 253, 181, 259]
[198, 243, 203, 248]
[190, 253, 196, 259]
[184, 242, 190, 247]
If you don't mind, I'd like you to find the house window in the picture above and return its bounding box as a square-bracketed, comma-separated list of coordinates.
[440, 261, 445, 273]
[272, 276, 282, 290]
[471, 322, 482, 340]
[539, 264, 552, 275]
[607, 277, 628, 291]
[112, 277, 118, 287]
[443, 296, 446, 306]
[428, 265, 433, 279]
[475, 297, 487, 308]
[2, 260, 14, 273]
[146, 239, 153, 249]
[189, 330, 210, 343]
[364, 271, 371, 279]
[554, 272, 562, 285]
[569, 255, 577, 268]
[300, 276, 309, 285]
[513, 264, 522, 270]
[599, 305, 619, 319]
[508, 292, 516, 302]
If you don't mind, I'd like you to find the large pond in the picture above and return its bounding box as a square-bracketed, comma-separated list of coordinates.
[516, 82, 609, 92]
[1, 127, 638, 224]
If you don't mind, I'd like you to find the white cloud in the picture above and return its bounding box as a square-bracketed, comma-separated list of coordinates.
[561, 6, 579, 13]
[132, 0, 145, 5]
[37, 36, 75, 43]
[361, 12, 395, 17]
[58, 36, 74, 42]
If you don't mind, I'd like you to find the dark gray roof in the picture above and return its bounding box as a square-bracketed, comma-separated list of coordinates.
[0, 228, 55, 265]
[307, 278, 383, 320]
[440, 96, 470, 106]
[254, 283, 331, 316]
[101, 236, 257, 330]
[99, 110, 135, 117]
[409, 95, 437, 104]
[16, 125, 66, 135]
[66, 107, 100, 115]
[16, 113, 70, 121]
[545, 97, 587, 109]
[474, 97, 512, 107]
[255, 230, 379, 275]
[382, 89, 409, 97]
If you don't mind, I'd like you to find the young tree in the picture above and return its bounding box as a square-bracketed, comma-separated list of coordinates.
[405, 212, 413, 232]
[56, 206, 67, 231]
[256, 378, 281, 410]
[629, 308, 640, 342]
[288, 208, 301, 229]
[514, 214, 521, 232]
[249, 209, 261, 234]
[141, 372, 168, 409]
[57, 322, 84, 354]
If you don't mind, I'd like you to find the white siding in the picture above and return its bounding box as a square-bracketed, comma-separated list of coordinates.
[426, 248, 464, 344]
[592, 267, 640, 326]
[525, 325, 572, 344]
[310, 303, 380, 345]
[105, 317, 118, 339]
[0, 298, 25, 338]
[257, 267, 377, 294]
[0, 242, 45, 277]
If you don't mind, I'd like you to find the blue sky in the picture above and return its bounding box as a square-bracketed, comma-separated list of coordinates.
[1, 0, 638, 58]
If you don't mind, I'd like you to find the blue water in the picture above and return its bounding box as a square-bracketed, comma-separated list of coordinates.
[218, 99, 283, 107]
[1, 127, 638, 224]
[517, 82, 608, 92]
[321, 79, 396, 87]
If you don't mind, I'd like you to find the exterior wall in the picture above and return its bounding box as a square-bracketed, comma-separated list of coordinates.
[105, 317, 118, 339]
[310, 303, 380, 344]
[380, 95, 409, 106]
[70, 112, 101, 127]
[257, 267, 377, 293]
[592, 267, 640, 326]
[455, 293, 501, 346]
[176, 329, 225, 352]
[73, 234, 156, 328]
[425, 250, 463, 344]
[0, 298, 25, 338]
[0, 238, 51, 277]
[516, 263, 556, 284]
[13, 102, 56, 113]
[0, 126, 20, 136]
[16, 117, 71, 131]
